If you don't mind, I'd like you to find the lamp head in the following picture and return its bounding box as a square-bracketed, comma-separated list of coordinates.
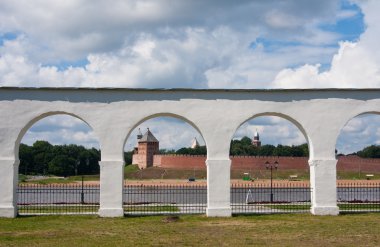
[274, 161, 279, 169]
[265, 161, 270, 169]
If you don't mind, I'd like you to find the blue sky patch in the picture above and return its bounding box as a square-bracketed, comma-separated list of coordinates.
[320, 1, 365, 42]
[42, 58, 89, 71]
[250, 38, 303, 53]
[0, 32, 18, 46]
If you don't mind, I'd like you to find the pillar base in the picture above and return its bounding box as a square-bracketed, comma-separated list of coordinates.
[98, 208, 124, 217]
[311, 206, 339, 215]
[99, 160, 124, 218]
[206, 207, 232, 217]
[0, 206, 17, 218]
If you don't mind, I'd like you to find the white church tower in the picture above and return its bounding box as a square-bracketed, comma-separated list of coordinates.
[252, 129, 261, 147]
[191, 137, 200, 149]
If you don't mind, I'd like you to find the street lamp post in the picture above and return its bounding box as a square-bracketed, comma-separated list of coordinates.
[265, 161, 278, 203]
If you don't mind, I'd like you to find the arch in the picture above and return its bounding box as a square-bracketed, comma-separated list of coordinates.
[334, 111, 380, 154]
[229, 112, 313, 159]
[14, 111, 101, 161]
[122, 112, 208, 163]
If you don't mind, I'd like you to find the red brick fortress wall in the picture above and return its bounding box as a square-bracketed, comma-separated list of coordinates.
[151, 154, 380, 172]
[231, 156, 308, 170]
[153, 155, 206, 169]
[336, 156, 380, 173]
[152, 155, 309, 170]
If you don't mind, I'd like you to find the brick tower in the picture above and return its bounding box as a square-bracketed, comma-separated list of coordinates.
[133, 128, 159, 169]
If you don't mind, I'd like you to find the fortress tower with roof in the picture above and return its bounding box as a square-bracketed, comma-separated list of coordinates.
[132, 128, 159, 169]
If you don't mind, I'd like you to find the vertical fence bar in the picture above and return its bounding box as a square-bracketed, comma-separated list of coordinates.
[231, 182, 311, 215]
[122, 183, 207, 215]
[337, 182, 380, 213]
[17, 182, 100, 215]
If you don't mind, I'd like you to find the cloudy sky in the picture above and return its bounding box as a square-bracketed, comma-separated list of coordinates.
[2, 0, 379, 154]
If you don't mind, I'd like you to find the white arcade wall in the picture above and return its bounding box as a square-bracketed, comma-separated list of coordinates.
[1, 87, 380, 217]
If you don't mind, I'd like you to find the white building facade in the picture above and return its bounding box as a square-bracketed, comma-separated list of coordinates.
[1, 87, 379, 218]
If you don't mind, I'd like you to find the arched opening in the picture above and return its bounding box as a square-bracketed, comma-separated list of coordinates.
[229, 114, 311, 214]
[17, 113, 101, 215]
[123, 115, 207, 214]
[335, 113, 380, 213]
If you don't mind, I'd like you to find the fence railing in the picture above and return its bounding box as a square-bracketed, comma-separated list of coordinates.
[16, 181, 380, 215]
[123, 184, 207, 215]
[231, 183, 311, 214]
[17, 183, 99, 215]
[338, 182, 380, 212]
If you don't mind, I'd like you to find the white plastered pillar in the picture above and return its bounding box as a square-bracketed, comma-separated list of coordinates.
[309, 158, 339, 215]
[0, 159, 19, 218]
[98, 160, 124, 217]
[206, 159, 232, 217]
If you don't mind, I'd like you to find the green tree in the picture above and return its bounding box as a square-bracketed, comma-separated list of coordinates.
[48, 155, 76, 177]
[18, 141, 100, 176]
[19, 144, 34, 175]
[230, 136, 309, 157]
[357, 145, 380, 158]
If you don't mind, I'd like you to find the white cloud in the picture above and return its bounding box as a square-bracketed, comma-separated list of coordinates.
[6, 0, 380, 153]
[0, 0, 346, 88]
[21, 115, 99, 149]
[265, 9, 302, 29]
[233, 116, 307, 146]
[336, 113, 380, 154]
[124, 117, 205, 151]
[272, 0, 380, 88]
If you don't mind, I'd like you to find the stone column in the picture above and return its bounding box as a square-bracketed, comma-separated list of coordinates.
[206, 159, 231, 217]
[98, 160, 124, 217]
[309, 159, 339, 215]
[0, 159, 19, 218]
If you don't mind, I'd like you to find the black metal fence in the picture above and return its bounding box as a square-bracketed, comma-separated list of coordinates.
[231, 183, 311, 214]
[338, 182, 380, 212]
[123, 184, 207, 215]
[17, 183, 99, 215]
[16, 182, 380, 216]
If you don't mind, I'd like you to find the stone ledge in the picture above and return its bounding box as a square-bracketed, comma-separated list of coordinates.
[311, 206, 339, 215]
[0, 206, 17, 218]
[206, 207, 232, 217]
[98, 208, 124, 217]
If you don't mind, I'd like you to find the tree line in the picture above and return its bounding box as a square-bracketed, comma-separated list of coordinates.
[230, 136, 309, 157]
[350, 145, 380, 158]
[159, 136, 309, 157]
[20, 139, 379, 176]
[19, 141, 100, 176]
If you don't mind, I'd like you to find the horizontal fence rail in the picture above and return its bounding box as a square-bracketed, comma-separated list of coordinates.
[17, 183, 99, 215]
[338, 182, 380, 213]
[123, 184, 207, 215]
[16, 181, 380, 216]
[231, 183, 311, 214]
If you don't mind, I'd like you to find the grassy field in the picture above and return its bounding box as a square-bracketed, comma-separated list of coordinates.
[0, 214, 379, 246]
[20, 175, 100, 184]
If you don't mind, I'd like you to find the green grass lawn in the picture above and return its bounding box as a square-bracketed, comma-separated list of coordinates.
[20, 175, 100, 184]
[124, 205, 180, 212]
[0, 214, 379, 246]
[338, 203, 380, 210]
[266, 204, 311, 211]
[18, 205, 179, 214]
[18, 205, 99, 214]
